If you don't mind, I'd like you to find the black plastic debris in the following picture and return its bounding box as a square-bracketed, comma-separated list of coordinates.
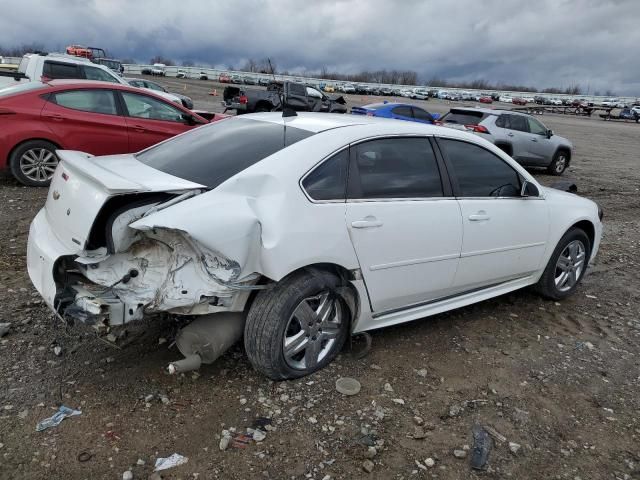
[470, 424, 492, 470]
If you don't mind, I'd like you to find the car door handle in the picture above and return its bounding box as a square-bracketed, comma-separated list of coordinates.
[507, 132, 514, 137]
[44, 113, 64, 122]
[131, 124, 147, 132]
[468, 212, 490, 221]
[531, 138, 538, 142]
[351, 219, 383, 228]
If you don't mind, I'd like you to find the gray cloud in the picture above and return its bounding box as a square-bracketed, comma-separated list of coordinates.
[0, 0, 638, 94]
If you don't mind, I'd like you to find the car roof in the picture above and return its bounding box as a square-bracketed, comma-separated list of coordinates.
[239, 112, 448, 135]
[448, 106, 530, 117]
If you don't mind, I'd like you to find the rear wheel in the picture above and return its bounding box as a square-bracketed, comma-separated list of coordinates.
[9, 140, 59, 187]
[535, 228, 590, 300]
[254, 103, 272, 113]
[244, 269, 350, 380]
[548, 150, 569, 175]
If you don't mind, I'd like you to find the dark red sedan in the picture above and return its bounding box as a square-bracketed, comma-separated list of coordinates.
[0, 80, 225, 186]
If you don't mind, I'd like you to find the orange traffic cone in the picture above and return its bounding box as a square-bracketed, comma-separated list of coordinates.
[209, 88, 218, 96]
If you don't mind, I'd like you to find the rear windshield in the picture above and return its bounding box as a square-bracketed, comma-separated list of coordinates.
[362, 103, 389, 111]
[136, 118, 315, 189]
[441, 109, 489, 125]
[0, 82, 47, 97]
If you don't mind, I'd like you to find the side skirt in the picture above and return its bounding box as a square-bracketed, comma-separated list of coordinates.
[352, 275, 536, 333]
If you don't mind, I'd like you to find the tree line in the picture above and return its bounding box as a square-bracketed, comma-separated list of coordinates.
[0, 44, 615, 96]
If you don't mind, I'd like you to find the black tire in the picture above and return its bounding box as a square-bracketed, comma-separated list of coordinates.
[244, 269, 351, 380]
[9, 140, 59, 187]
[495, 143, 513, 157]
[534, 228, 591, 301]
[254, 103, 272, 113]
[547, 149, 569, 175]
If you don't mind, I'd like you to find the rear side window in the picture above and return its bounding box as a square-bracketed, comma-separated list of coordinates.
[121, 91, 183, 122]
[350, 138, 443, 199]
[439, 139, 520, 197]
[53, 89, 118, 115]
[508, 114, 528, 132]
[391, 106, 413, 117]
[302, 149, 348, 201]
[136, 118, 315, 189]
[412, 107, 434, 122]
[442, 109, 486, 125]
[43, 61, 80, 79]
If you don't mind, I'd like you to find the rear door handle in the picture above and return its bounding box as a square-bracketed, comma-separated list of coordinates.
[507, 132, 514, 137]
[351, 219, 383, 228]
[44, 113, 64, 122]
[469, 212, 490, 221]
[531, 138, 538, 142]
[131, 124, 147, 132]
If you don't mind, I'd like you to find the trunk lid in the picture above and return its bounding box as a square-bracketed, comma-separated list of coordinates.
[45, 150, 205, 253]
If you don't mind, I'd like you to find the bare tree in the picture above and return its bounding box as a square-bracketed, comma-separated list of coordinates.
[149, 55, 174, 65]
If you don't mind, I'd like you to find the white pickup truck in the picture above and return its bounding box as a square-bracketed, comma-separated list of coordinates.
[0, 53, 184, 105]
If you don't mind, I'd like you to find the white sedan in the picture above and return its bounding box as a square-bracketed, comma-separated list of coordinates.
[27, 113, 603, 379]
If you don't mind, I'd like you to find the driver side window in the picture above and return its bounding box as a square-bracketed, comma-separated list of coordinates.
[527, 117, 547, 135]
[439, 138, 521, 197]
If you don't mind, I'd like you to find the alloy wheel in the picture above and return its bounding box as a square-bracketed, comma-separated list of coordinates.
[283, 291, 343, 370]
[20, 148, 58, 183]
[554, 240, 586, 292]
[554, 154, 567, 173]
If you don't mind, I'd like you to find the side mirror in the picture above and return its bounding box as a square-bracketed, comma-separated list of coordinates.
[546, 129, 553, 139]
[521, 180, 540, 197]
[182, 113, 204, 126]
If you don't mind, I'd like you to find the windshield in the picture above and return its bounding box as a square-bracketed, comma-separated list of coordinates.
[136, 118, 315, 189]
[99, 60, 120, 70]
[441, 109, 489, 125]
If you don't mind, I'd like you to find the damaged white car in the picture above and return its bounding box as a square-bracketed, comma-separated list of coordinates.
[27, 113, 603, 379]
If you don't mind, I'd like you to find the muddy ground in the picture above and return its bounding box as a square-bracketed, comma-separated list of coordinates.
[0, 79, 639, 480]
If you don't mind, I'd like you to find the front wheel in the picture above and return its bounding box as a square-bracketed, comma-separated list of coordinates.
[9, 140, 59, 187]
[548, 150, 569, 175]
[244, 269, 351, 380]
[535, 228, 591, 300]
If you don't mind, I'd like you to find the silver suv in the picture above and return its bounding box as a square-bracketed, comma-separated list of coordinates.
[440, 108, 573, 175]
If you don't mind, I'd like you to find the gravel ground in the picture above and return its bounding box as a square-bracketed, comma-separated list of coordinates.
[0, 77, 639, 480]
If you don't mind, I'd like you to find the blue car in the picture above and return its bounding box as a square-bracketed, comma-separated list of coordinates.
[351, 101, 440, 124]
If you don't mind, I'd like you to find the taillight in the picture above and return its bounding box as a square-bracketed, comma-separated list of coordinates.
[239, 95, 248, 104]
[465, 124, 489, 133]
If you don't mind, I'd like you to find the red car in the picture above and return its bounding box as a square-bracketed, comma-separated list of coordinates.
[478, 96, 493, 104]
[512, 97, 528, 106]
[218, 73, 231, 83]
[0, 80, 223, 186]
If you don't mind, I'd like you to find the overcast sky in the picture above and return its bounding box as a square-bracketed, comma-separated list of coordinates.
[1, 0, 639, 95]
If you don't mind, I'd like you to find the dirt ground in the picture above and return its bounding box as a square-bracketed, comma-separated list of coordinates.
[0, 78, 639, 480]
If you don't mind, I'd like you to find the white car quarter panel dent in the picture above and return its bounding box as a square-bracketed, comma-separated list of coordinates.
[130, 171, 359, 283]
